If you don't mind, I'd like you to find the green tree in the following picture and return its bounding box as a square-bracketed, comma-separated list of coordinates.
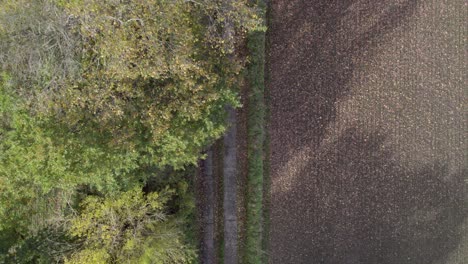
[66, 188, 195, 264]
[54, 0, 260, 169]
[0, 73, 138, 246]
[0, 0, 263, 262]
[1, 0, 260, 169]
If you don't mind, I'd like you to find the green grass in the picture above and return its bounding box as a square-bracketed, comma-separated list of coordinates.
[243, 0, 267, 263]
[261, 4, 271, 263]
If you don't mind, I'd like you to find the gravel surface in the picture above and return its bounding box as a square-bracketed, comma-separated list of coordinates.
[268, 0, 467, 263]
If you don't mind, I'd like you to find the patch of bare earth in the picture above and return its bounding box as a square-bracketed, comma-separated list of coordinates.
[268, 0, 467, 263]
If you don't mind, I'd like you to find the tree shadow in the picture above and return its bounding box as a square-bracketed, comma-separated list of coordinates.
[271, 127, 467, 264]
[267, 1, 467, 263]
[268, 0, 421, 159]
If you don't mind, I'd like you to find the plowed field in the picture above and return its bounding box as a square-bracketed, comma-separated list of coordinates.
[268, 1, 467, 263]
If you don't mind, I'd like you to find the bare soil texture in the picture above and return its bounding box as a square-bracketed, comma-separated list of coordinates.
[268, 0, 467, 263]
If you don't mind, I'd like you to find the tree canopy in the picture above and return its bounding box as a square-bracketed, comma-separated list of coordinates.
[0, 0, 262, 262]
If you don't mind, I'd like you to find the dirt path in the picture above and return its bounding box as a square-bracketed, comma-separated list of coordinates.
[199, 149, 215, 264]
[223, 106, 238, 264]
[268, 0, 467, 263]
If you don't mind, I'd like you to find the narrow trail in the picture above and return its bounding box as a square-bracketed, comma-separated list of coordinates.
[199, 149, 215, 264]
[268, 0, 467, 263]
[223, 1, 238, 262]
[223, 106, 238, 264]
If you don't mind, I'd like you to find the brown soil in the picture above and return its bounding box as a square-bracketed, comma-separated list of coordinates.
[237, 77, 251, 262]
[268, 0, 467, 263]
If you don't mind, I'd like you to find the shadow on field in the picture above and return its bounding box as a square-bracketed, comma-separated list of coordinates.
[269, 0, 421, 155]
[268, 1, 467, 263]
[283, 127, 467, 263]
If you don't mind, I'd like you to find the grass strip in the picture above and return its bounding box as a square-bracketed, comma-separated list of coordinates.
[261, 3, 271, 262]
[243, 0, 267, 263]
